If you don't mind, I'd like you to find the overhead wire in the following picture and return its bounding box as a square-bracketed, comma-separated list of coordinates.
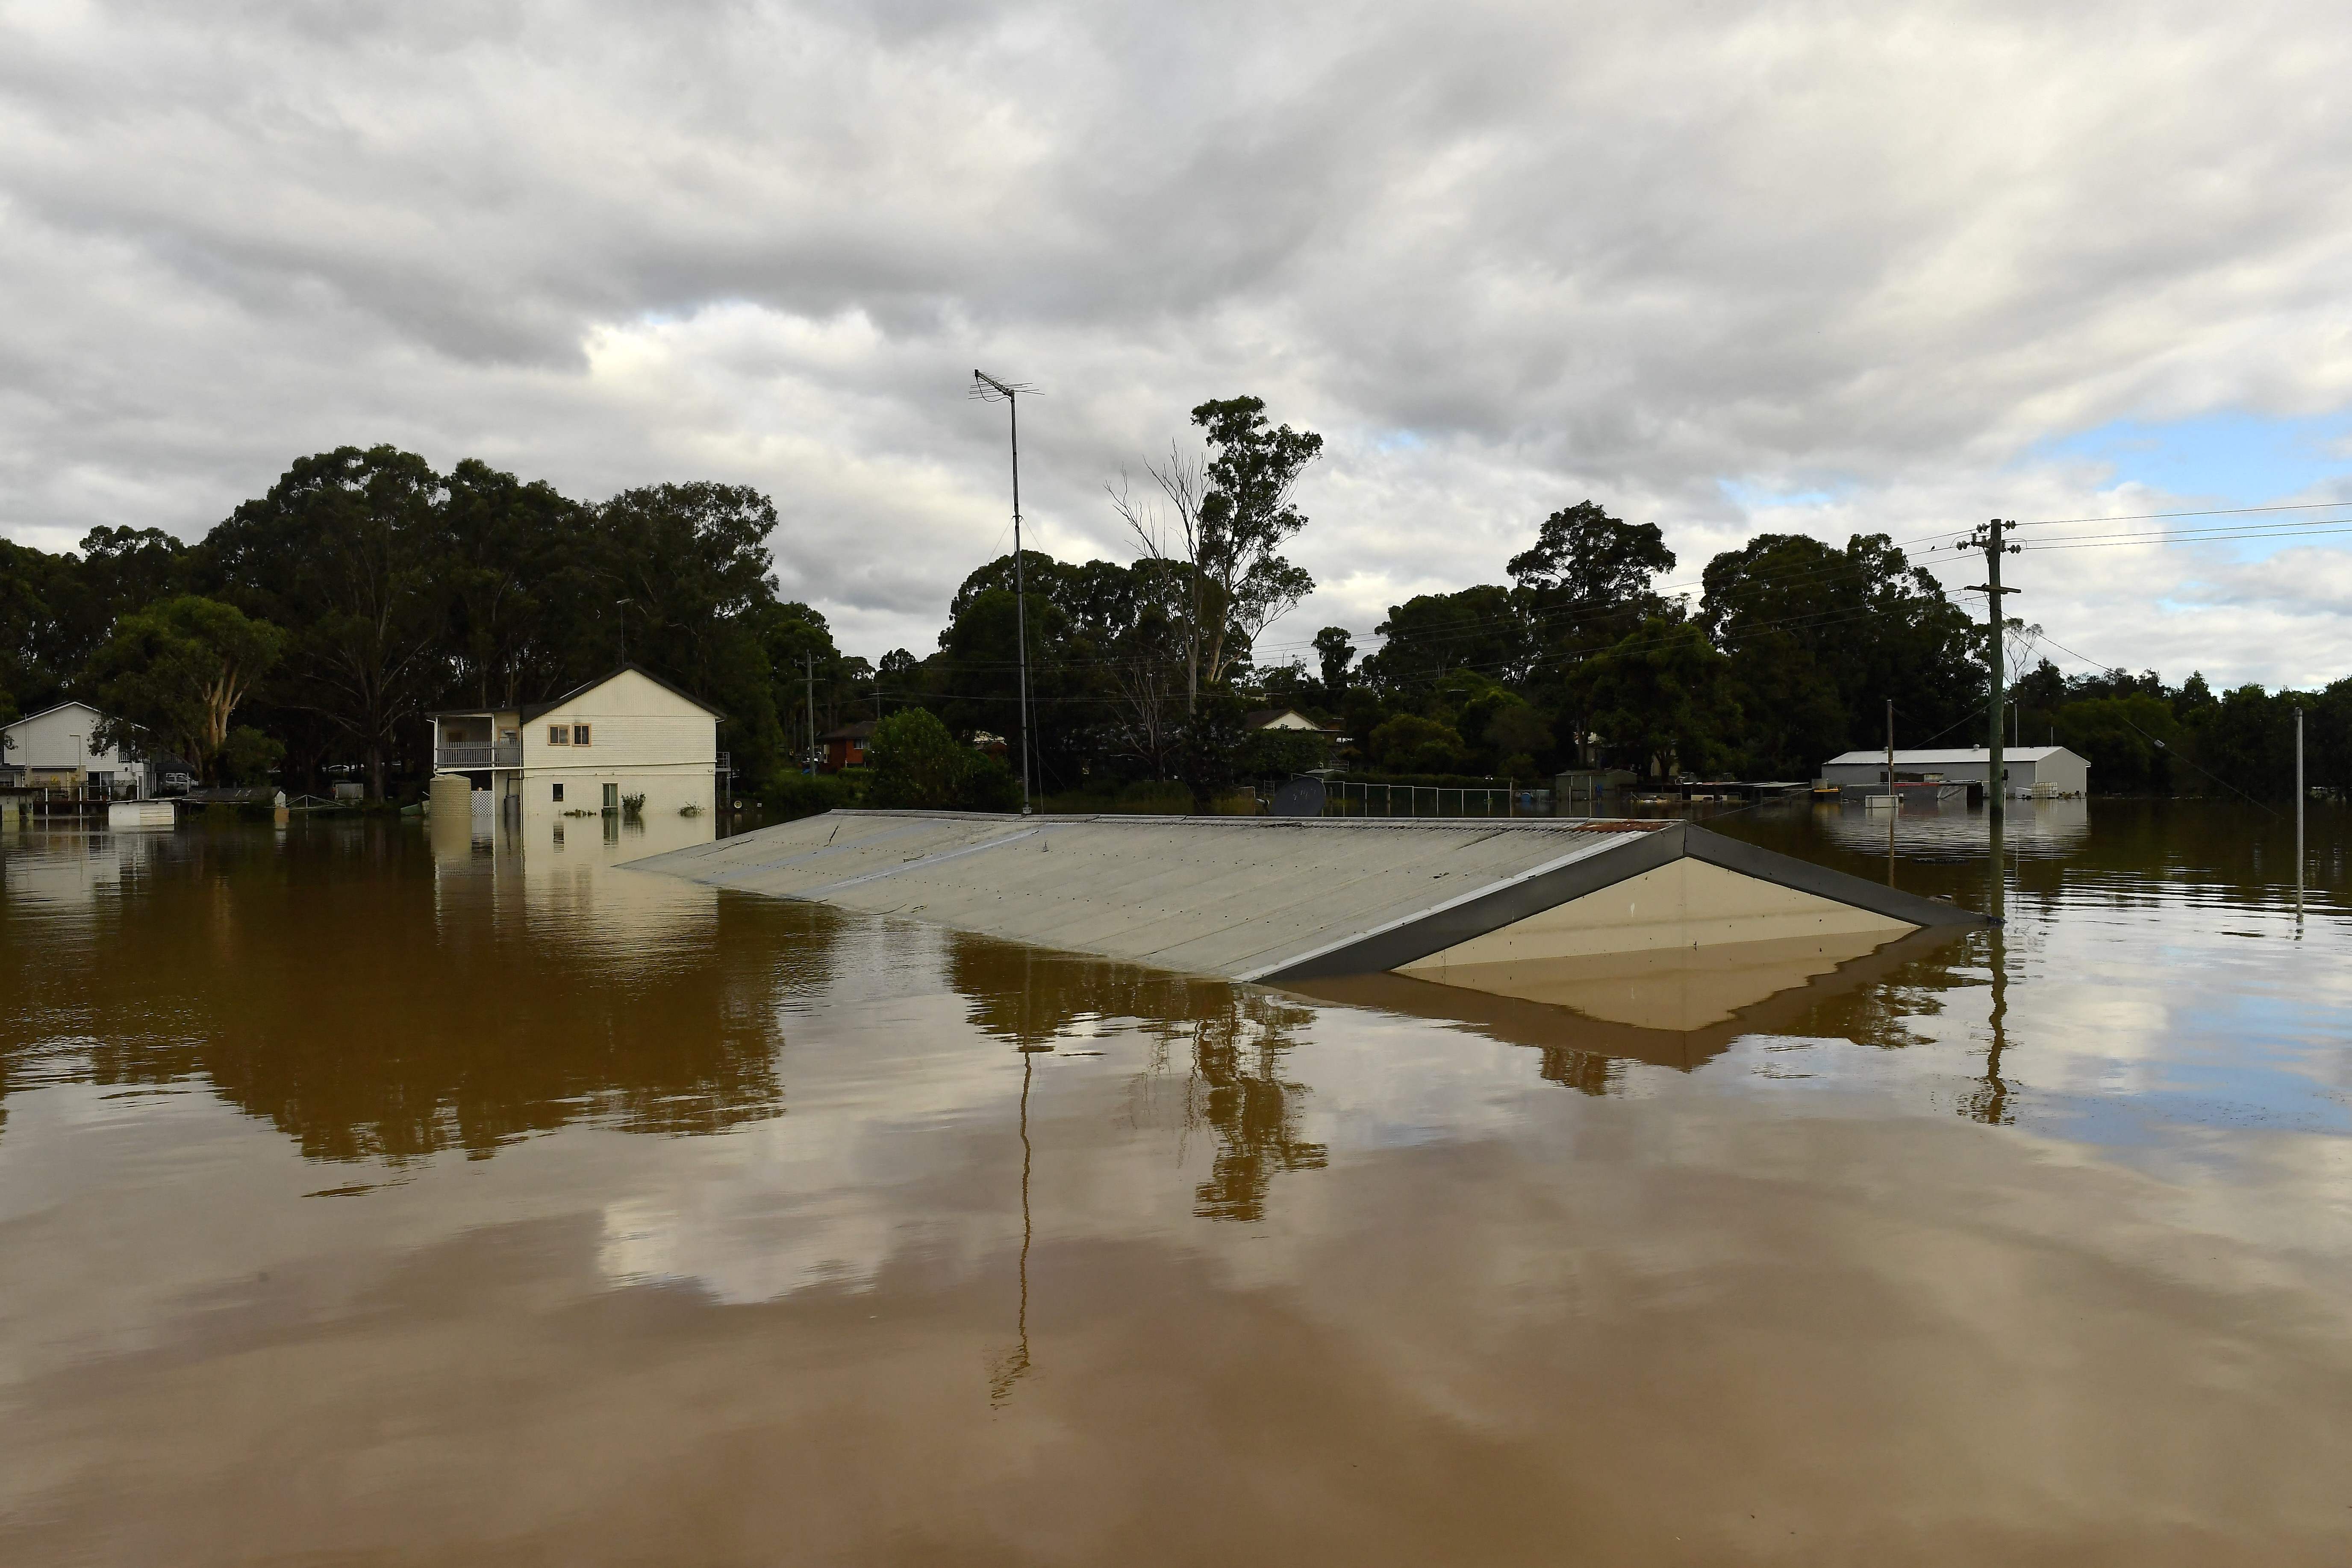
[2012, 627, 2281, 818]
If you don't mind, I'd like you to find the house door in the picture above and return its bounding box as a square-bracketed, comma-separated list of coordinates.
[601, 783, 619, 814]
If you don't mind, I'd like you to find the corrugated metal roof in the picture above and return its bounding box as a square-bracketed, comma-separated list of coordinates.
[628, 811, 1982, 983]
[1822, 746, 2079, 766]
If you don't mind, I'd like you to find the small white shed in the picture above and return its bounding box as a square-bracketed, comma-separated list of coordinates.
[1819, 745, 2089, 797]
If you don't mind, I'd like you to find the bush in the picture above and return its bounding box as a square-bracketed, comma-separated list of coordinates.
[1175, 687, 1248, 812]
[1038, 779, 1193, 815]
[868, 709, 1022, 812]
[220, 725, 284, 786]
[1482, 701, 1553, 765]
[762, 770, 858, 821]
[958, 750, 1024, 812]
[1367, 714, 1468, 774]
[1236, 727, 1332, 780]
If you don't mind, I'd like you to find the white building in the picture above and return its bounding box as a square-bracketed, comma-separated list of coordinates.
[1244, 708, 1345, 735]
[1, 700, 148, 797]
[428, 666, 724, 818]
[1819, 744, 2089, 797]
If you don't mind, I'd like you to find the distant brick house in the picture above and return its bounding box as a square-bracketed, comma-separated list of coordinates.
[821, 719, 878, 772]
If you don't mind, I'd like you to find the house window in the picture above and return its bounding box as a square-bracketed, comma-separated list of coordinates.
[601, 783, 618, 812]
[547, 724, 569, 745]
[572, 724, 592, 746]
[552, 783, 565, 803]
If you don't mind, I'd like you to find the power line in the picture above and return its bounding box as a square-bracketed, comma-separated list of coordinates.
[2017, 499, 2352, 527]
[2016, 628, 2281, 818]
[2018, 522, 2352, 552]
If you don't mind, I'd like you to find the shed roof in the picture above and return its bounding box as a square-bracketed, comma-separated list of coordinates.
[1823, 746, 2083, 767]
[627, 812, 1983, 987]
[1243, 708, 1341, 732]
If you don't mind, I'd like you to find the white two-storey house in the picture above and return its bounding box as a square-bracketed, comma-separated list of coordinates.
[429, 666, 724, 819]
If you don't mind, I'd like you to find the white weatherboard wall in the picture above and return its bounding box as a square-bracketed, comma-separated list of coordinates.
[4, 701, 141, 790]
[525, 669, 716, 815]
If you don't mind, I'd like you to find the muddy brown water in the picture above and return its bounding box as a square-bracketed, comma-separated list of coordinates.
[3, 800, 2350, 1565]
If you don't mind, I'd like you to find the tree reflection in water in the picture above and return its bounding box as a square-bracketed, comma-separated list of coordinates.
[1180, 994, 1328, 1222]
[945, 936, 1328, 1223]
[0, 825, 825, 1162]
[1537, 1048, 1618, 1096]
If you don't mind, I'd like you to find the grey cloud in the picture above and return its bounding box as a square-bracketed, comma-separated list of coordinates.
[4, 0, 2352, 682]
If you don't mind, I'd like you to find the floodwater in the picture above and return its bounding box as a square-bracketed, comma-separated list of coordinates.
[3, 799, 2349, 1565]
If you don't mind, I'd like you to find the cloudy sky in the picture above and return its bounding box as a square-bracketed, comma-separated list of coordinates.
[4, 0, 2350, 686]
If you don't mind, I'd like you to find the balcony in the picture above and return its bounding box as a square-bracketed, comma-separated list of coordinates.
[435, 741, 522, 770]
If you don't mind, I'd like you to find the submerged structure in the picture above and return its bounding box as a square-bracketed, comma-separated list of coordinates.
[630, 812, 1987, 1030]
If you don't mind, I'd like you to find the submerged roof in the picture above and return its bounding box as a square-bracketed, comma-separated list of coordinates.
[1823, 746, 2082, 767]
[627, 812, 1982, 985]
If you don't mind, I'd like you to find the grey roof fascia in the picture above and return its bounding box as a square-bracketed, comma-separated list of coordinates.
[1678, 825, 1990, 931]
[1251, 822, 1691, 982]
[1253, 821, 1991, 983]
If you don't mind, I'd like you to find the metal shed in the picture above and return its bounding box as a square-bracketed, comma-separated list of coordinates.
[1819, 745, 2088, 797]
[629, 812, 1986, 1027]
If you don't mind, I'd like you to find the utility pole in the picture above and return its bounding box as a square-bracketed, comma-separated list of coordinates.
[1964, 518, 2021, 825]
[805, 650, 817, 775]
[2296, 703, 2305, 924]
[1884, 697, 1898, 883]
[972, 371, 1037, 814]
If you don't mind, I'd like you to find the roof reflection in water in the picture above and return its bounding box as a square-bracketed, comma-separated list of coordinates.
[1286, 924, 1972, 1077]
[1395, 927, 1901, 1031]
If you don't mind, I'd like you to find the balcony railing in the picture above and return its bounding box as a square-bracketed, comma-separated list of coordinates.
[435, 742, 522, 770]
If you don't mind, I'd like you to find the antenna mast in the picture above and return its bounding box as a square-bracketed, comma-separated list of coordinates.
[972, 370, 1039, 814]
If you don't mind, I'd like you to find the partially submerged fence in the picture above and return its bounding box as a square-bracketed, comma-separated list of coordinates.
[1321, 779, 1553, 818]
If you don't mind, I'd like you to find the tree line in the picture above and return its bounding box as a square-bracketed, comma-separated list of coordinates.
[3, 401, 2346, 805]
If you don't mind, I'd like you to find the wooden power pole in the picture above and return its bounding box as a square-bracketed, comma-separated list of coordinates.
[1965, 518, 2021, 824]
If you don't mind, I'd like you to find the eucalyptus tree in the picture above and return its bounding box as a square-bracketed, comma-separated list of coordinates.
[1506, 502, 1677, 768]
[85, 595, 286, 783]
[595, 482, 789, 782]
[438, 459, 591, 709]
[1113, 394, 1322, 713]
[205, 445, 448, 800]
[1699, 531, 1975, 776]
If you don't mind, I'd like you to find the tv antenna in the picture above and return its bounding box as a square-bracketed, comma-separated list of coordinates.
[971, 371, 1039, 813]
